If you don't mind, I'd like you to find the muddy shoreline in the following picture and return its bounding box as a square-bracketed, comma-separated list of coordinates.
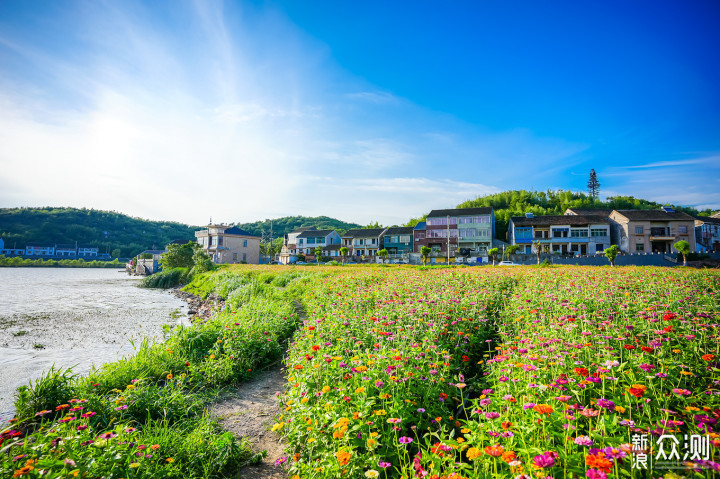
[170, 288, 225, 323]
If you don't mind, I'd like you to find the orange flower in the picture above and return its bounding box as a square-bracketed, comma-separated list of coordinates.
[336, 450, 351, 465]
[628, 384, 647, 398]
[13, 466, 34, 477]
[467, 447, 482, 460]
[586, 453, 613, 473]
[533, 404, 554, 415]
[702, 354, 716, 361]
[501, 421, 513, 430]
[501, 450, 517, 463]
[484, 445, 505, 457]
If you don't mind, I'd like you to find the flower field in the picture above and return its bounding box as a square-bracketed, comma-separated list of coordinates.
[2, 265, 719, 478]
[278, 266, 720, 478]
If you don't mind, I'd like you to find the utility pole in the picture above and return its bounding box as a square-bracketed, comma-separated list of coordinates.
[447, 215, 450, 265]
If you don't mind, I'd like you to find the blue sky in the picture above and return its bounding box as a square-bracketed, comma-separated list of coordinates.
[1, 0, 718, 225]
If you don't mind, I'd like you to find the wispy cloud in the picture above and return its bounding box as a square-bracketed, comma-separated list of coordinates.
[0, 1, 608, 224]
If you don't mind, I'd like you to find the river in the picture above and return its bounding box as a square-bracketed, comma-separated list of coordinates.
[0, 268, 189, 422]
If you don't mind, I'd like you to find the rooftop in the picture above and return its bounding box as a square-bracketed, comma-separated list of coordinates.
[297, 229, 337, 238]
[511, 215, 609, 226]
[383, 226, 415, 235]
[343, 228, 386, 238]
[427, 207, 493, 218]
[565, 208, 613, 217]
[611, 210, 695, 221]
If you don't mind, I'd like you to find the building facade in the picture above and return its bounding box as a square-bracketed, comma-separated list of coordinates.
[415, 208, 494, 260]
[694, 216, 720, 253]
[381, 226, 414, 257]
[296, 230, 342, 255]
[342, 228, 387, 259]
[509, 214, 611, 255]
[195, 224, 261, 264]
[609, 208, 696, 254]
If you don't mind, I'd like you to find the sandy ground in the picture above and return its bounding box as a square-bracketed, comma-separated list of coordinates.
[212, 367, 288, 479]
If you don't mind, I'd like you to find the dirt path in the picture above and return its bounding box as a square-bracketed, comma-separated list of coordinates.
[212, 367, 288, 479]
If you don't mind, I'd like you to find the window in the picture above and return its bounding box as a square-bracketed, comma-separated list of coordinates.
[590, 228, 607, 237]
[635, 226, 644, 234]
[459, 229, 476, 238]
[243, 240, 248, 247]
[678, 226, 688, 234]
[233, 253, 238, 261]
[317, 237, 325, 244]
[570, 229, 589, 238]
[552, 228, 569, 238]
[218, 236, 223, 246]
[308, 237, 316, 244]
[636, 243, 644, 252]
[242, 253, 247, 261]
[515, 227, 533, 239]
[400, 235, 411, 243]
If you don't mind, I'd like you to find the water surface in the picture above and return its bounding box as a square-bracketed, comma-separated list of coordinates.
[0, 268, 188, 422]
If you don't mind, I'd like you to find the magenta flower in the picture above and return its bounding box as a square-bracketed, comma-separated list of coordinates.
[575, 436, 593, 446]
[378, 461, 391, 468]
[533, 453, 555, 468]
[398, 436, 413, 444]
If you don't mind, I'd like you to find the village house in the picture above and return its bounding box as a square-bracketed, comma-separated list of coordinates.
[25, 243, 55, 256]
[54, 244, 77, 257]
[278, 226, 316, 264]
[77, 246, 100, 257]
[609, 207, 696, 254]
[342, 228, 387, 260]
[694, 215, 720, 253]
[295, 230, 342, 256]
[415, 208, 494, 261]
[380, 226, 414, 259]
[195, 223, 260, 264]
[509, 213, 611, 255]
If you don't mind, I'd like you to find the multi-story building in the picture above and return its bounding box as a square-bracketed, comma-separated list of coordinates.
[509, 213, 611, 255]
[609, 207, 696, 254]
[415, 208, 494, 260]
[195, 223, 260, 264]
[694, 216, 720, 253]
[278, 227, 316, 264]
[77, 246, 100, 257]
[296, 230, 342, 255]
[55, 244, 77, 257]
[381, 226, 414, 258]
[25, 244, 55, 256]
[342, 228, 387, 259]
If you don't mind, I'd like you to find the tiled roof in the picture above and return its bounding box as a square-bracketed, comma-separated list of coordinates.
[511, 215, 609, 226]
[611, 210, 695, 221]
[565, 208, 613, 217]
[427, 207, 493, 217]
[343, 228, 386, 238]
[290, 226, 317, 234]
[323, 244, 342, 250]
[695, 216, 720, 225]
[297, 229, 336, 238]
[383, 226, 414, 235]
[26, 243, 55, 247]
[223, 226, 260, 237]
[140, 250, 166, 255]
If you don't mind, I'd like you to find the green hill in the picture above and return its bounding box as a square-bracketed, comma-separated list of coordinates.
[236, 215, 362, 238]
[0, 207, 199, 258]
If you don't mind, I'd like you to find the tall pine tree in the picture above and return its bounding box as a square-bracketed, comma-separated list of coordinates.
[587, 169, 600, 200]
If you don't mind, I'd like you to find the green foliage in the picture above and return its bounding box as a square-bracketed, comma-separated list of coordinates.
[674, 240, 690, 266]
[488, 247, 500, 265]
[140, 267, 192, 288]
[14, 366, 77, 420]
[0, 207, 198, 257]
[235, 215, 361, 237]
[0, 256, 122, 268]
[162, 242, 197, 269]
[363, 221, 383, 229]
[404, 215, 427, 227]
[505, 245, 520, 258]
[604, 244, 620, 266]
[378, 248, 389, 264]
[190, 249, 214, 275]
[420, 246, 431, 265]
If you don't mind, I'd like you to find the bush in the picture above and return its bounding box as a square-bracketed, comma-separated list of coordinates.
[140, 267, 192, 288]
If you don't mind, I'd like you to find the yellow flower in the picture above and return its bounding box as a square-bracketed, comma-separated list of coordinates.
[615, 406, 626, 414]
[166, 458, 174, 463]
[355, 387, 366, 394]
[271, 422, 284, 431]
[308, 438, 316, 443]
[130, 463, 140, 468]
[322, 386, 331, 393]
[126, 384, 135, 390]
[365, 471, 380, 478]
[461, 428, 471, 433]
[467, 447, 482, 460]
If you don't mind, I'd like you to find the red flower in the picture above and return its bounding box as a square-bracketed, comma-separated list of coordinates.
[641, 347, 653, 353]
[623, 345, 635, 350]
[462, 355, 470, 362]
[573, 367, 589, 377]
[439, 393, 448, 401]
[663, 313, 677, 321]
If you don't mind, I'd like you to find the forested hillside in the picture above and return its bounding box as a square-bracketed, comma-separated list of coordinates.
[0, 207, 199, 258]
[236, 215, 362, 238]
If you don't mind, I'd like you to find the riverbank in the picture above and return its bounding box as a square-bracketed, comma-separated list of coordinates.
[1, 266, 314, 479]
[0, 256, 124, 268]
